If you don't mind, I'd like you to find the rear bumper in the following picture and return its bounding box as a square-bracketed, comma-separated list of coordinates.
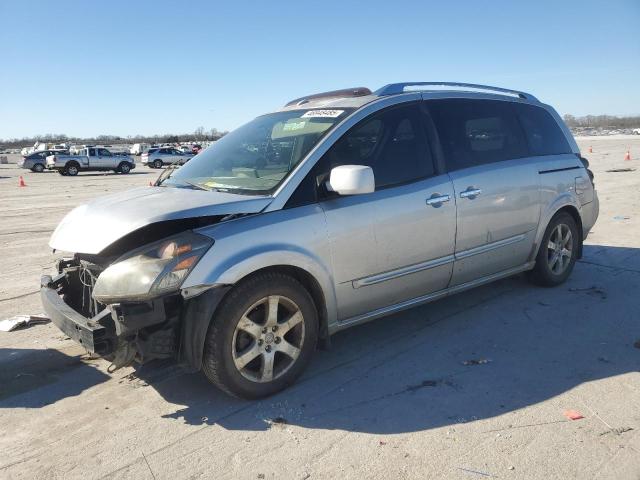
[40, 274, 116, 355]
[582, 191, 599, 238]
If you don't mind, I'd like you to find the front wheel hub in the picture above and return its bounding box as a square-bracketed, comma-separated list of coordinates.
[231, 295, 305, 383]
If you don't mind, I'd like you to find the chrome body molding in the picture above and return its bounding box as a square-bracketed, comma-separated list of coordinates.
[332, 262, 535, 334]
[352, 233, 526, 289]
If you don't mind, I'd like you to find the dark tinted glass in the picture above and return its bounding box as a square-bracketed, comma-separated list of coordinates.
[88, 148, 96, 156]
[320, 103, 434, 188]
[428, 98, 527, 170]
[514, 103, 571, 156]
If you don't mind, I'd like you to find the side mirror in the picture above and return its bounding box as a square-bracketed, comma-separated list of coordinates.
[327, 165, 375, 196]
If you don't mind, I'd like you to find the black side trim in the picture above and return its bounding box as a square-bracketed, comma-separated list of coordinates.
[178, 286, 231, 371]
[538, 166, 581, 174]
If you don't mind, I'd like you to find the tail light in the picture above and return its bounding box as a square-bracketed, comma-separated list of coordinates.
[578, 154, 594, 186]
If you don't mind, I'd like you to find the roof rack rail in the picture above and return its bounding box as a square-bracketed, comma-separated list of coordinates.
[374, 82, 538, 102]
[284, 87, 372, 107]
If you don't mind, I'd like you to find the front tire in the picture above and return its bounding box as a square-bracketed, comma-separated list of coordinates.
[529, 212, 579, 286]
[153, 159, 163, 169]
[202, 272, 318, 399]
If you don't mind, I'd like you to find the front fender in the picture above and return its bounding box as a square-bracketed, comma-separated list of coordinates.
[183, 243, 338, 326]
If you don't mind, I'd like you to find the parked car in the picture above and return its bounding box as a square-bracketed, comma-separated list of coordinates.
[46, 147, 136, 176]
[130, 143, 149, 156]
[141, 147, 194, 168]
[41, 82, 598, 399]
[18, 149, 68, 172]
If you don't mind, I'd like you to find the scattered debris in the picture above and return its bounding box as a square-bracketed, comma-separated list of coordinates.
[599, 426, 634, 436]
[201, 416, 208, 423]
[378, 440, 387, 446]
[508, 466, 515, 470]
[606, 168, 635, 173]
[568, 286, 607, 300]
[563, 410, 585, 421]
[613, 215, 630, 221]
[457, 467, 496, 477]
[257, 474, 265, 479]
[406, 379, 438, 392]
[463, 359, 491, 366]
[268, 416, 287, 426]
[0, 314, 50, 332]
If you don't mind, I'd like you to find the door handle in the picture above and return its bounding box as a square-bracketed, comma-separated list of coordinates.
[426, 193, 451, 207]
[460, 187, 482, 199]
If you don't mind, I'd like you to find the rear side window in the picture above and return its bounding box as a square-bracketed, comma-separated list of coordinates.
[428, 98, 527, 171]
[321, 103, 434, 188]
[514, 104, 571, 156]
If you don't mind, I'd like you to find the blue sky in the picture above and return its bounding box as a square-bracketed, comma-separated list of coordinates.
[1, 0, 639, 139]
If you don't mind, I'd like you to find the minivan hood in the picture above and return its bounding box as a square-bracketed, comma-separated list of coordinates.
[50, 186, 272, 254]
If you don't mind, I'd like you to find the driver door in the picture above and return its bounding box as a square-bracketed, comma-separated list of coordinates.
[316, 102, 457, 320]
[94, 148, 113, 168]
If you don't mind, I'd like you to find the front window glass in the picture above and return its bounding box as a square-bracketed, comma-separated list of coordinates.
[162, 109, 352, 194]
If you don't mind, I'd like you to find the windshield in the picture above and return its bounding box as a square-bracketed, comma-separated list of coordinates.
[161, 108, 353, 194]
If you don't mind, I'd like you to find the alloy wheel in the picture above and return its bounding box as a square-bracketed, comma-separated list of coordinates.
[547, 223, 573, 275]
[231, 295, 305, 383]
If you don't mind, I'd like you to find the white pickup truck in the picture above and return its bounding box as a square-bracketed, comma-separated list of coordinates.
[46, 147, 136, 176]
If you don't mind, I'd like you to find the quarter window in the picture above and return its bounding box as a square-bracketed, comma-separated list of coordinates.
[514, 103, 571, 156]
[428, 98, 527, 170]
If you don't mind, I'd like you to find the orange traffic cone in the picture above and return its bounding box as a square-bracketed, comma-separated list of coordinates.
[624, 150, 631, 161]
[588, 146, 593, 153]
[18, 176, 26, 187]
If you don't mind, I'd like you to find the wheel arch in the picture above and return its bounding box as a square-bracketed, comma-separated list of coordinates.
[180, 252, 336, 370]
[531, 197, 584, 261]
[233, 265, 330, 344]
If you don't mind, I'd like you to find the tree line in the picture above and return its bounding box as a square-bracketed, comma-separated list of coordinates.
[563, 114, 640, 129]
[0, 127, 227, 149]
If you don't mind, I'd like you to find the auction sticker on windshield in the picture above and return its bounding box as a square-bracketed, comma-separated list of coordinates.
[301, 110, 344, 118]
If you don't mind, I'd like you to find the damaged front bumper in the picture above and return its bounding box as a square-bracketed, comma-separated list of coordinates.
[41, 274, 116, 355]
[41, 259, 230, 371]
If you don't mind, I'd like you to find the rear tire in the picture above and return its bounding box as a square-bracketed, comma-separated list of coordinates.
[32, 163, 44, 173]
[65, 162, 79, 176]
[528, 212, 579, 287]
[202, 272, 318, 399]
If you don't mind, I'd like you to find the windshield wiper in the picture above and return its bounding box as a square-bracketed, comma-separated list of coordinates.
[178, 180, 211, 191]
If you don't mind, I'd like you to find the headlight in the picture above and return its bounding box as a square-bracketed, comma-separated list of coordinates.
[92, 232, 213, 303]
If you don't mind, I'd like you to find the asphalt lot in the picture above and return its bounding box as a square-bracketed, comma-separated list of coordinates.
[1, 137, 640, 479]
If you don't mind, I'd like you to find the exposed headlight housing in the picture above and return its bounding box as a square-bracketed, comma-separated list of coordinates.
[92, 231, 213, 303]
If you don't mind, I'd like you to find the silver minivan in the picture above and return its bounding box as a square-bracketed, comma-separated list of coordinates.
[41, 83, 599, 398]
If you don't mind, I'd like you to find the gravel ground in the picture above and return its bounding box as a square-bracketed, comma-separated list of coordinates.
[1, 137, 639, 480]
